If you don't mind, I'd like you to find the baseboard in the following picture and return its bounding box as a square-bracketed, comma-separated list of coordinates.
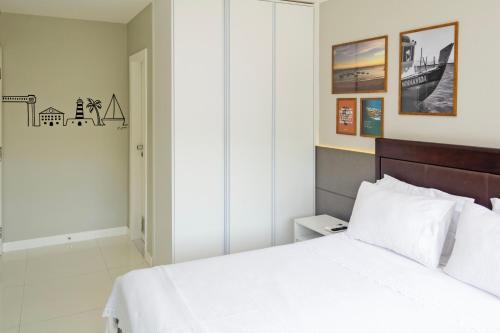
[3, 226, 129, 252]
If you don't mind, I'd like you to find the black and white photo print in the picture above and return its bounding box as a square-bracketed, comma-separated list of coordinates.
[399, 22, 458, 116]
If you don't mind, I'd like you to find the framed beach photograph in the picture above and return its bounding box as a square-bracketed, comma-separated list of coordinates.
[399, 22, 458, 116]
[336, 98, 357, 135]
[332, 36, 388, 94]
[361, 98, 384, 138]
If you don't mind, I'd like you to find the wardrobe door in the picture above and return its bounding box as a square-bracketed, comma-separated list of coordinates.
[275, 3, 315, 245]
[229, 0, 274, 253]
[173, 0, 225, 262]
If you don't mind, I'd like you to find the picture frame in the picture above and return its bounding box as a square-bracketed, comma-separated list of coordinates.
[336, 98, 357, 135]
[399, 22, 459, 116]
[332, 36, 388, 94]
[360, 98, 384, 138]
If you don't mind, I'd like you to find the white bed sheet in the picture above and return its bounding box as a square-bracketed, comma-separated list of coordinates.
[104, 233, 500, 333]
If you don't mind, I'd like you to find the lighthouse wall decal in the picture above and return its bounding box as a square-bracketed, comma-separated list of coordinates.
[66, 98, 96, 127]
[76, 98, 84, 118]
[2, 94, 127, 128]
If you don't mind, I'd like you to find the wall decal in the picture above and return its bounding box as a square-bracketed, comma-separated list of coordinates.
[86, 98, 104, 126]
[2, 95, 37, 126]
[2, 94, 127, 129]
[102, 94, 127, 127]
[40, 107, 65, 127]
[66, 98, 96, 127]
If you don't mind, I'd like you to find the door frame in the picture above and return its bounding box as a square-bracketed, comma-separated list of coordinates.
[129, 49, 149, 261]
[0, 46, 3, 255]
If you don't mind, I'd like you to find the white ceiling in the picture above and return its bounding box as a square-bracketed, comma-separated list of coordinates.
[0, 0, 152, 24]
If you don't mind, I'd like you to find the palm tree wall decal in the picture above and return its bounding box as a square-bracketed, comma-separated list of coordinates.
[86, 98, 103, 126]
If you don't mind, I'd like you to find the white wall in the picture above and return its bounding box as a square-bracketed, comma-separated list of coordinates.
[320, 0, 500, 152]
[0, 13, 129, 242]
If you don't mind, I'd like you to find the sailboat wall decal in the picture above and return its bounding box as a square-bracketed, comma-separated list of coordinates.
[102, 94, 127, 127]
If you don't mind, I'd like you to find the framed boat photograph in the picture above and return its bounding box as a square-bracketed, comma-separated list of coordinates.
[399, 22, 458, 116]
[361, 98, 384, 138]
[332, 36, 387, 94]
[336, 98, 357, 135]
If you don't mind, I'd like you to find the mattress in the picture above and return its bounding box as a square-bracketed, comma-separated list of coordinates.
[104, 233, 500, 333]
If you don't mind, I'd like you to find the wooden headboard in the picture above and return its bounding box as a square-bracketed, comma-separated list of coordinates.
[375, 138, 500, 208]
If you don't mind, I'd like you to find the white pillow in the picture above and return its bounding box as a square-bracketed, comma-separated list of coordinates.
[377, 175, 475, 264]
[444, 203, 500, 298]
[347, 181, 455, 268]
[492, 198, 500, 214]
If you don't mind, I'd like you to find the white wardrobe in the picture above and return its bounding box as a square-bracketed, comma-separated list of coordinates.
[172, 0, 315, 263]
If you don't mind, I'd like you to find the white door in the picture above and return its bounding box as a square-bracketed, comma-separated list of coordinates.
[275, 3, 315, 245]
[129, 49, 148, 256]
[0, 46, 3, 254]
[229, 0, 274, 253]
[173, 0, 226, 262]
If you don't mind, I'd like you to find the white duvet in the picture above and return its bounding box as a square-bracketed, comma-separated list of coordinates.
[104, 234, 500, 333]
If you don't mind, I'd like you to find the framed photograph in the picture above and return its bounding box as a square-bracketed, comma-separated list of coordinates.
[361, 98, 384, 138]
[336, 98, 357, 135]
[399, 22, 458, 116]
[332, 36, 388, 94]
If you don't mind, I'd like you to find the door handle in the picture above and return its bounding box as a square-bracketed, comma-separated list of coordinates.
[137, 145, 144, 157]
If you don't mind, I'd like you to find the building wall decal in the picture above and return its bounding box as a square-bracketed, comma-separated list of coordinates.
[40, 107, 65, 127]
[2, 94, 126, 129]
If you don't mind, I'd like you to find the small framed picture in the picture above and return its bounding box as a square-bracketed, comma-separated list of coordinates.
[399, 22, 458, 115]
[361, 98, 384, 138]
[336, 98, 357, 135]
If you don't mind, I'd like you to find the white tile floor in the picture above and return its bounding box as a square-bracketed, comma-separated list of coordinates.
[0, 236, 149, 333]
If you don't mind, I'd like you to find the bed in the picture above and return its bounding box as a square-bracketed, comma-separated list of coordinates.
[104, 139, 500, 333]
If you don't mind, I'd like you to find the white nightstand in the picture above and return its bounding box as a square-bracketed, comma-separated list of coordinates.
[294, 215, 348, 242]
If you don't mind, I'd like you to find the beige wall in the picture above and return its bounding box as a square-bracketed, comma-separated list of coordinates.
[320, 0, 500, 153]
[0, 13, 129, 242]
[127, 4, 154, 256]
